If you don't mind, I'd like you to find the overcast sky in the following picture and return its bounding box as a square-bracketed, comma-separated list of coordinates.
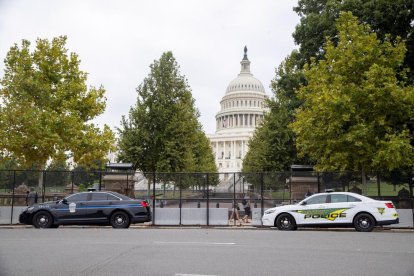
[0, 0, 300, 135]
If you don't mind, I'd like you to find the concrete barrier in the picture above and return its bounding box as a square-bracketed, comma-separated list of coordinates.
[153, 208, 228, 226]
[0, 206, 26, 224]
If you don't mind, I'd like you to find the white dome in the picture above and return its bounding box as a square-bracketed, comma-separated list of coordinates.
[226, 74, 265, 94]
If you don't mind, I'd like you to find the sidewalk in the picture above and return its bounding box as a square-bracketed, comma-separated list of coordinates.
[0, 223, 413, 232]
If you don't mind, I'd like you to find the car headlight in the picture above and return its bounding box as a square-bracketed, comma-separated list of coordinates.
[27, 207, 35, 212]
[264, 209, 276, 215]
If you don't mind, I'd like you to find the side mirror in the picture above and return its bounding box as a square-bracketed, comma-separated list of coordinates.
[300, 201, 307, 206]
[61, 198, 68, 204]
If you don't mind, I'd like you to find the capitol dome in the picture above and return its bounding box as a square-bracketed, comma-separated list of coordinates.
[214, 46, 268, 134]
[225, 48, 266, 94]
[208, 46, 268, 174]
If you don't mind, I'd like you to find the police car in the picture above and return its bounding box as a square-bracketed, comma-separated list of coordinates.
[19, 191, 151, 228]
[262, 192, 399, 232]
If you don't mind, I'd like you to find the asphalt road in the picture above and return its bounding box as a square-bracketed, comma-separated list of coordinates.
[0, 228, 413, 276]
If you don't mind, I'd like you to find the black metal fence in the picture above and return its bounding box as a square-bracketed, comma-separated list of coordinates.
[1, 169, 413, 225]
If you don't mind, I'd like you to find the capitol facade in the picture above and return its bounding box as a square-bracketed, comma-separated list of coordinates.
[208, 47, 268, 176]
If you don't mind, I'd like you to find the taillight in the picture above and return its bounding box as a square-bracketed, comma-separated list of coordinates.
[141, 201, 149, 207]
[385, 202, 394, 208]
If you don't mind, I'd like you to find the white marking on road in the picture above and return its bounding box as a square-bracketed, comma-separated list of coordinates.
[175, 274, 221, 276]
[154, 241, 235, 245]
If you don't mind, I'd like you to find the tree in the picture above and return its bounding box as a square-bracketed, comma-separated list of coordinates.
[293, 0, 414, 81]
[117, 52, 217, 184]
[242, 52, 309, 173]
[291, 12, 414, 176]
[0, 36, 115, 169]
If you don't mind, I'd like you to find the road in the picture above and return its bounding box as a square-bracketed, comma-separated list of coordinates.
[0, 228, 413, 276]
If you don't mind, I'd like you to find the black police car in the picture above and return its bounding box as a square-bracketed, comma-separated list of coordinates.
[19, 191, 151, 228]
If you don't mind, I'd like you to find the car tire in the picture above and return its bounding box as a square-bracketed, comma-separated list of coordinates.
[353, 213, 375, 232]
[33, 211, 53, 229]
[51, 224, 60, 228]
[110, 211, 130, 229]
[276, 213, 296, 231]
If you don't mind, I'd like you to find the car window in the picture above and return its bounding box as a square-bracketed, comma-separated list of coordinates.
[91, 193, 110, 201]
[305, 195, 327, 205]
[331, 194, 348, 203]
[108, 192, 130, 200]
[66, 193, 89, 202]
[347, 195, 361, 202]
[107, 194, 120, 200]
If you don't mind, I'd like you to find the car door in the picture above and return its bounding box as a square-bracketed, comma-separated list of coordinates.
[86, 192, 115, 222]
[54, 193, 90, 223]
[293, 194, 329, 225]
[324, 194, 354, 224]
[331, 194, 363, 223]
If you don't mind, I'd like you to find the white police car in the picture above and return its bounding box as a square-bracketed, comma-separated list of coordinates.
[262, 192, 399, 232]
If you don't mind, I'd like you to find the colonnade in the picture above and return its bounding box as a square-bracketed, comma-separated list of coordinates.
[216, 113, 263, 130]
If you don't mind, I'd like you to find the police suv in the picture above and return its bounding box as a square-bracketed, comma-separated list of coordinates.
[19, 191, 151, 228]
[262, 192, 399, 232]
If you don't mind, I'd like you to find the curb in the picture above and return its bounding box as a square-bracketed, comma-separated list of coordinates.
[1, 224, 413, 232]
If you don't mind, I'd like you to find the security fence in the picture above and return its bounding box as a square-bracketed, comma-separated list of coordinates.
[0, 169, 413, 226]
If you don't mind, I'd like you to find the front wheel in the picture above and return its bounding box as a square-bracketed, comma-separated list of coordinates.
[33, 211, 53, 228]
[353, 213, 375, 232]
[110, 211, 130, 229]
[276, 214, 296, 231]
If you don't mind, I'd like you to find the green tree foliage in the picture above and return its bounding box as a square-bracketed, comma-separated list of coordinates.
[0, 36, 115, 169]
[45, 159, 70, 188]
[291, 12, 414, 173]
[293, 0, 414, 80]
[118, 52, 217, 182]
[243, 52, 309, 172]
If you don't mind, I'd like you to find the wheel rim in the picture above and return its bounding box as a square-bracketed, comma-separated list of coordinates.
[358, 216, 371, 229]
[114, 214, 126, 226]
[37, 215, 49, 227]
[280, 217, 292, 229]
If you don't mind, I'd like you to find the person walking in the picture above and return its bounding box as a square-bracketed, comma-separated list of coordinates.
[229, 201, 241, 226]
[27, 188, 38, 206]
[241, 199, 251, 223]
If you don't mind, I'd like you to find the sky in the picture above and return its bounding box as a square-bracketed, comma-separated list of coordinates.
[0, 0, 300, 135]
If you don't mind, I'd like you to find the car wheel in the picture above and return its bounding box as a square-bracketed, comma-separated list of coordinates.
[354, 213, 375, 232]
[110, 211, 130, 229]
[33, 211, 53, 229]
[276, 214, 296, 231]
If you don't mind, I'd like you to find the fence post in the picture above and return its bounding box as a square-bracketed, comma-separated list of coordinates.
[71, 171, 74, 194]
[99, 171, 102, 191]
[206, 173, 209, 226]
[42, 171, 46, 203]
[261, 172, 264, 218]
[10, 170, 16, 225]
[233, 172, 236, 226]
[317, 172, 320, 193]
[152, 172, 156, 226]
[377, 172, 381, 198]
[179, 174, 182, 226]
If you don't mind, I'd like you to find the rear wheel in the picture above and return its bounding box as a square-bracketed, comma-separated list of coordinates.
[276, 214, 296, 231]
[353, 213, 375, 232]
[110, 211, 130, 229]
[33, 211, 53, 229]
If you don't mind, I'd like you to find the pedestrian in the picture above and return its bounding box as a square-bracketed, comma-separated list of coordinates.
[229, 201, 241, 226]
[25, 191, 30, 206]
[241, 199, 251, 223]
[27, 188, 38, 206]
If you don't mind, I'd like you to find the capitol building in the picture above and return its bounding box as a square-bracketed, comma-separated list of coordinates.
[208, 47, 268, 176]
